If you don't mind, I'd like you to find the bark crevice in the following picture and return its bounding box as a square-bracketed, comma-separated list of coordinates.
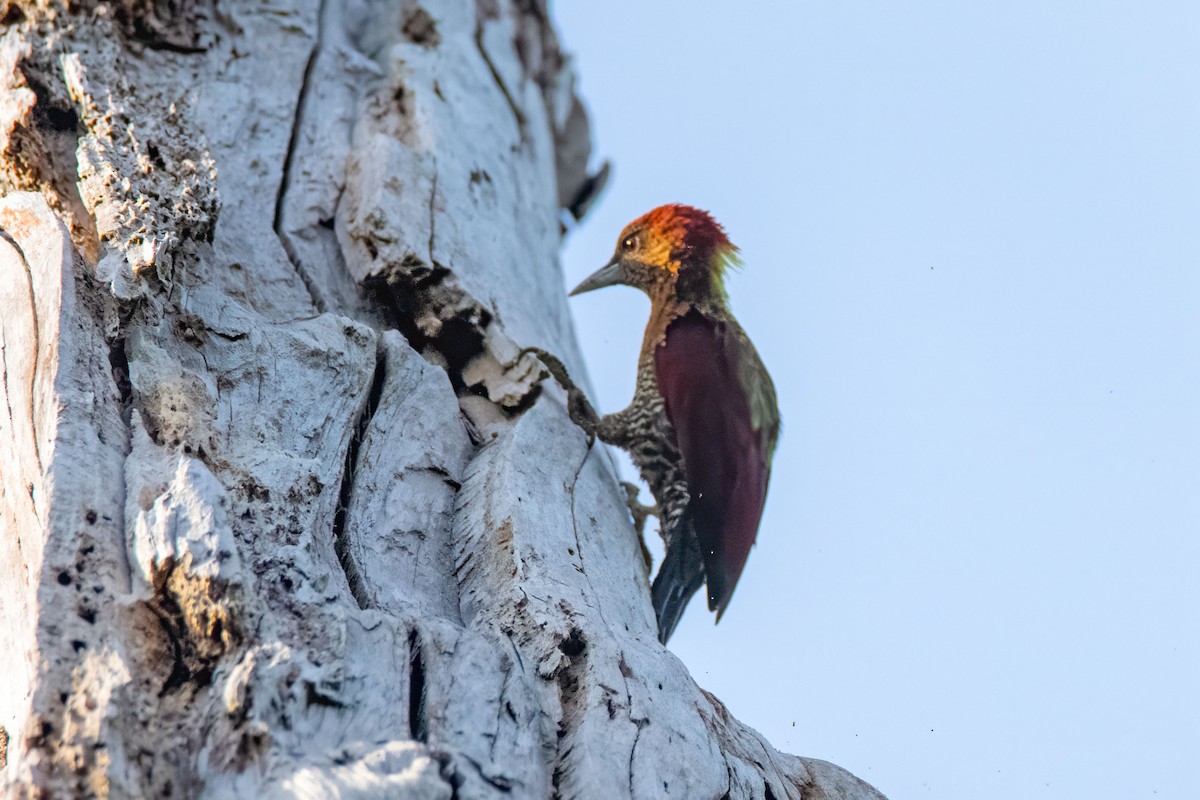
[0, 224, 42, 478]
[473, 16, 526, 138]
[6, 53, 102, 260]
[407, 627, 428, 743]
[274, 0, 331, 314]
[332, 341, 387, 609]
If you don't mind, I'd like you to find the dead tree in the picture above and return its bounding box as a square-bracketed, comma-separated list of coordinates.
[0, 0, 887, 797]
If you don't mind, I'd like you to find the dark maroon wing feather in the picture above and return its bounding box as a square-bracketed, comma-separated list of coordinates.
[654, 309, 771, 616]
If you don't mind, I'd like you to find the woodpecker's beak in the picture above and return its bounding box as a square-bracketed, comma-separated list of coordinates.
[569, 260, 623, 296]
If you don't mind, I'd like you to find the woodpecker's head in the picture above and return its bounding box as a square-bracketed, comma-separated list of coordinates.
[570, 204, 741, 303]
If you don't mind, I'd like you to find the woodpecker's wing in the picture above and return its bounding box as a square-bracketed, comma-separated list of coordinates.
[654, 308, 780, 618]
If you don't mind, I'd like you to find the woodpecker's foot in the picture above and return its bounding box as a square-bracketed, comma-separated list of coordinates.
[621, 481, 658, 577]
[621, 481, 660, 537]
[519, 347, 600, 441]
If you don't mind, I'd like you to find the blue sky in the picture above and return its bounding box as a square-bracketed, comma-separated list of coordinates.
[552, 3, 1200, 798]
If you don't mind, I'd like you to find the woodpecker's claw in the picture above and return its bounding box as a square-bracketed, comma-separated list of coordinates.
[621, 481, 660, 536]
[519, 347, 600, 441]
[621, 481, 658, 576]
[518, 347, 572, 388]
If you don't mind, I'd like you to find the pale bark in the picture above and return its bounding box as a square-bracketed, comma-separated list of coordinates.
[0, 1, 887, 797]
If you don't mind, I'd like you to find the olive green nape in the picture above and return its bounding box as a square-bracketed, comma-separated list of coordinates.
[710, 243, 743, 303]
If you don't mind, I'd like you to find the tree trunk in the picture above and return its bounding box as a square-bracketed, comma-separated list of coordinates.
[0, 1, 886, 797]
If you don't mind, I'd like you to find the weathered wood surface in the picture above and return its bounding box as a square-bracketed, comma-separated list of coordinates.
[0, 1, 887, 797]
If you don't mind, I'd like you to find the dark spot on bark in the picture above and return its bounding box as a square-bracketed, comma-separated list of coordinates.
[57, 570, 72, 586]
[236, 728, 269, 764]
[305, 682, 344, 708]
[77, 604, 96, 625]
[618, 655, 634, 679]
[437, 317, 488, 386]
[402, 7, 440, 47]
[436, 753, 466, 797]
[242, 481, 270, 503]
[108, 338, 132, 419]
[145, 140, 166, 169]
[157, 620, 191, 697]
[0, 3, 24, 25]
[70, 640, 87, 652]
[108, 0, 209, 53]
[192, 665, 214, 688]
[36, 103, 79, 134]
[85, 509, 98, 525]
[558, 628, 586, 657]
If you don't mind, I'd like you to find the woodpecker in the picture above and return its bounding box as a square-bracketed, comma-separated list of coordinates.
[528, 204, 780, 643]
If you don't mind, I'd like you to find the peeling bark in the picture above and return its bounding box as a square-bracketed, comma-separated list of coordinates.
[0, 1, 886, 798]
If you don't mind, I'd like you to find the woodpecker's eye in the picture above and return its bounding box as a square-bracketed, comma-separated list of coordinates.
[622, 235, 638, 252]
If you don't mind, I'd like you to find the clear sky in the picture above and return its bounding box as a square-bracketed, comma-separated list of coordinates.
[552, 3, 1200, 798]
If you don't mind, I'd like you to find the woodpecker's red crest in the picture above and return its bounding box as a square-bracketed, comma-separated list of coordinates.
[621, 203, 734, 270]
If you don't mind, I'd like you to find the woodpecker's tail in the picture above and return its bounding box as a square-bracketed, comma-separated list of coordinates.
[650, 534, 706, 645]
